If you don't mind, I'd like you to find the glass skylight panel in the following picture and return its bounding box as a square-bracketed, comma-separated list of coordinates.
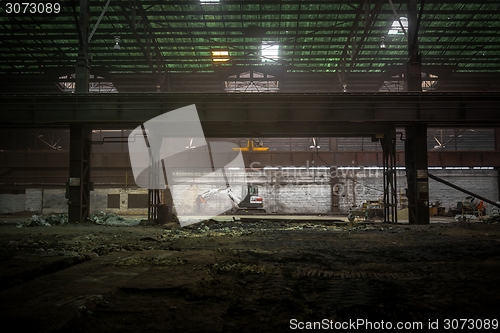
[388, 17, 408, 35]
[261, 42, 279, 62]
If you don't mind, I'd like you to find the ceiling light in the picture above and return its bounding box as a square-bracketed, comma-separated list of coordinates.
[200, 0, 220, 3]
[211, 49, 230, 62]
[379, 36, 386, 49]
[113, 35, 121, 50]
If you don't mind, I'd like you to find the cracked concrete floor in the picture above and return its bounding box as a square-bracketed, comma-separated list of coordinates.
[0, 215, 499, 333]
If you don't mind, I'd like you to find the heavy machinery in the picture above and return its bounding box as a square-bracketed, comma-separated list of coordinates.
[197, 184, 265, 214]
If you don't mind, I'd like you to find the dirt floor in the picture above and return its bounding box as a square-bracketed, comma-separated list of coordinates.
[0, 214, 499, 333]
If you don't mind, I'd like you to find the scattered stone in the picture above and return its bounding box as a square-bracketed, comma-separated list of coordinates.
[17, 214, 69, 227]
[88, 212, 126, 225]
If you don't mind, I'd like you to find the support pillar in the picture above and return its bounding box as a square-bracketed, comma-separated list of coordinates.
[405, 124, 429, 224]
[329, 137, 340, 213]
[75, 0, 90, 93]
[495, 129, 500, 201]
[404, 0, 428, 224]
[406, 0, 422, 92]
[145, 128, 164, 224]
[68, 124, 92, 223]
[68, 0, 91, 223]
[381, 129, 397, 223]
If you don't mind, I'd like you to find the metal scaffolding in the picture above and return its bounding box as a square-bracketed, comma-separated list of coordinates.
[381, 130, 398, 223]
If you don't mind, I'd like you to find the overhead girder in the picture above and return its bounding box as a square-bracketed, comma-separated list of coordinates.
[1, 93, 500, 130]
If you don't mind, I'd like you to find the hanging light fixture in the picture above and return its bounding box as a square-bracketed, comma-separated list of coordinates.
[380, 36, 387, 49]
[113, 35, 121, 50]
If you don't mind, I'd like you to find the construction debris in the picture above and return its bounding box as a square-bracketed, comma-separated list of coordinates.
[88, 212, 126, 226]
[484, 214, 500, 224]
[17, 214, 68, 227]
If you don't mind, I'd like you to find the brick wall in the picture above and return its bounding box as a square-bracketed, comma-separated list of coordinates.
[1, 169, 498, 216]
[429, 169, 499, 211]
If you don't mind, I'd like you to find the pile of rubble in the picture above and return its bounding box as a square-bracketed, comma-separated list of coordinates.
[88, 212, 127, 226]
[17, 214, 68, 227]
[16, 212, 134, 228]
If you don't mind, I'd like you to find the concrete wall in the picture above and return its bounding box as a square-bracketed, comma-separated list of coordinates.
[0, 193, 26, 214]
[25, 188, 43, 213]
[41, 188, 149, 215]
[89, 188, 148, 215]
[42, 189, 68, 214]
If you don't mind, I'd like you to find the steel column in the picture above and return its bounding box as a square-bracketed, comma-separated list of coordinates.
[75, 0, 90, 94]
[68, 0, 92, 223]
[404, 0, 428, 224]
[381, 130, 398, 223]
[406, 0, 422, 92]
[405, 124, 429, 224]
[68, 124, 92, 223]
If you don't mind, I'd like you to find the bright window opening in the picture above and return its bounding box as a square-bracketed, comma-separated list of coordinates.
[225, 71, 279, 92]
[58, 74, 118, 93]
[261, 42, 279, 62]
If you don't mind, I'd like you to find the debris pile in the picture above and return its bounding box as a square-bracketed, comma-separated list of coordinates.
[88, 212, 126, 225]
[210, 262, 279, 275]
[17, 214, 69, 227]
[111, 256, 188, 268]
[484, 214, 500, 224]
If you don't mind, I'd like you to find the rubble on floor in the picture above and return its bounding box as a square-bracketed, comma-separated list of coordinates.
[17, 214, 68, 227]
[88, 212, 127, 226]
[484, 214, 500, 223]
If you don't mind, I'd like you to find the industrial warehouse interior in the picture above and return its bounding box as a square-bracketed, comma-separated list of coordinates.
[1, 0, 500, 332]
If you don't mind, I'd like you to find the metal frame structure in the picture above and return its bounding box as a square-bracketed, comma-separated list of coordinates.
[1, 1, 500, 93]
[381, 130, 398, 223]
[1, 92, 500, 224]
[1, 0, 500, 224]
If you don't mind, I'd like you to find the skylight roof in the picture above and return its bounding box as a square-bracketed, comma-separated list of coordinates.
[261, 42, 279, 63]
[388, 17, 408, 35]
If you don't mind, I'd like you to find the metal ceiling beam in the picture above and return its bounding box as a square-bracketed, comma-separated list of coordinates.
[1, 93, 499, 129]
[6, 57, 500, 64]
